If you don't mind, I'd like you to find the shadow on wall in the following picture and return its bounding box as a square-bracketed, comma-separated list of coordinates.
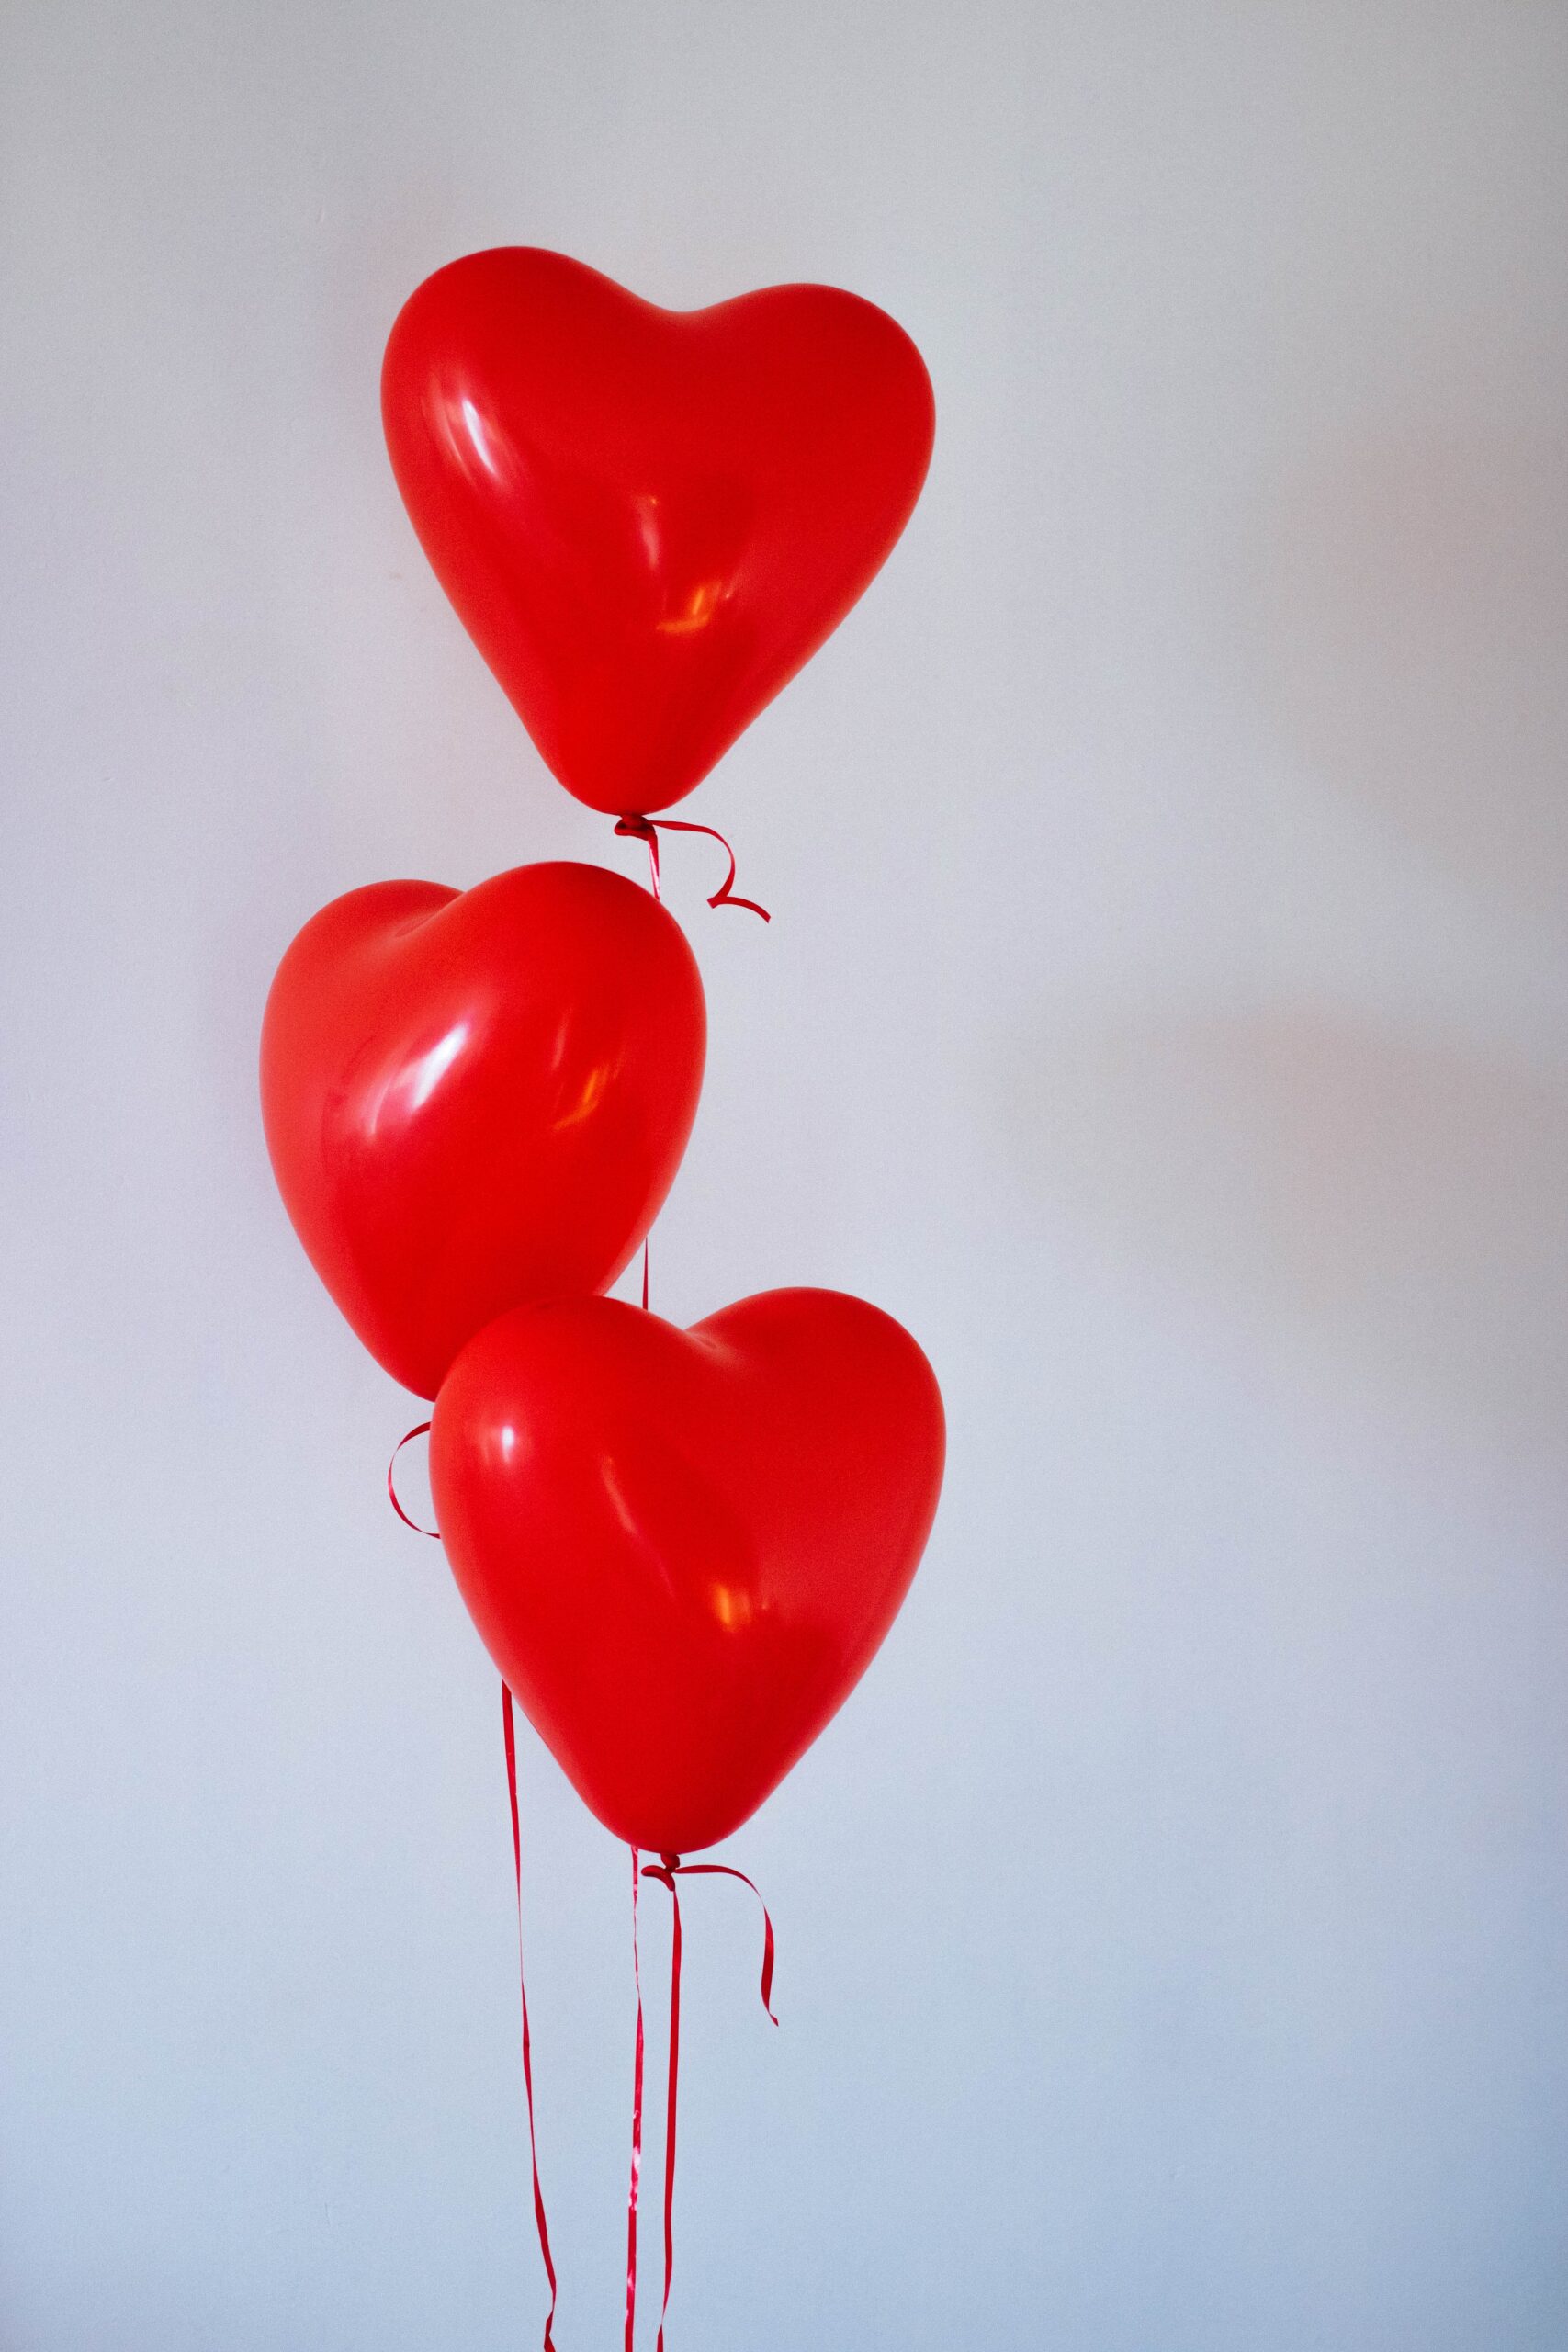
[1257, 411, 1568, 933]
[995, 1003, 1568, 1456]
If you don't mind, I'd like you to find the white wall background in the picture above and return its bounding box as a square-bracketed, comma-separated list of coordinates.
[4, 5, 1567, 2346]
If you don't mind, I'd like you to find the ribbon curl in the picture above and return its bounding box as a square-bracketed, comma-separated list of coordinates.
[388, 1421, 439, 1537]
[614, 815, 771, 922]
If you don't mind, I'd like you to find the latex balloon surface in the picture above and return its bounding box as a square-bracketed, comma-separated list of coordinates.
[430, 1288, 945, 1854]
[261, 862, 705, 1398]
[382, 247, 935, 815]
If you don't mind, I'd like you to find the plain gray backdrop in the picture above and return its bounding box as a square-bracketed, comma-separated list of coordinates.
[4, 5, 1567, 2346]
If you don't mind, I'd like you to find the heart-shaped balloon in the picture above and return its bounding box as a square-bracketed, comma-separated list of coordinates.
[382, 248, 935, 816]
[429, 1288, 944, 1854]
[261, 862, 705, 1398]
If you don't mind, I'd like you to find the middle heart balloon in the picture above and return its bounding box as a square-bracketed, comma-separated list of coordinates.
[260, 861, 705, 1398]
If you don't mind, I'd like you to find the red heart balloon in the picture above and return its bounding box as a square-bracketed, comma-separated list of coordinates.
[261, 862, 705, 1398]
[381, 248, 935, 816]
[429, 1288, 945, 1854]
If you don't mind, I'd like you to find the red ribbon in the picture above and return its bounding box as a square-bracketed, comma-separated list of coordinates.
[614, 815, 771, 922]
[502, 1684, 561, 2352]
[388, 1421, 439, 1538]
[630, 1855, 779, 2352]
[625, 1846, 646, 2352]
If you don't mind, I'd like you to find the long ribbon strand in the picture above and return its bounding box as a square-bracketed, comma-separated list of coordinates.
[614, 815, 771, 922]
[643, 1860, 683, 2352]
[625, 1845, 645, 2352]
[502, 1684, 561, 2352]
[634, 1856, 779, 2350]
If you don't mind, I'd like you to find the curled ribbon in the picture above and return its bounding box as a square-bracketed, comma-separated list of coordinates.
[387, 1421, 439, 1538]
[629, 1854, 779, 2352]
[614, 815, 771, 922]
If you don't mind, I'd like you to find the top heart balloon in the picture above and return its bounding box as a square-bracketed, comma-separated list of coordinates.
[381, 248, 935, 815]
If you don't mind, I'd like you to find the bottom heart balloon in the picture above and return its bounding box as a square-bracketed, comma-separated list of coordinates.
[429, 1287, 944, 1856]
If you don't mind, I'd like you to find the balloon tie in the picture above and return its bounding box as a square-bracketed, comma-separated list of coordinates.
[632, 1855, 778, 2352]
[503, 1684, 562, 2352]
[388, 1421, 439, 1537]
[614, 816, 771, 922]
